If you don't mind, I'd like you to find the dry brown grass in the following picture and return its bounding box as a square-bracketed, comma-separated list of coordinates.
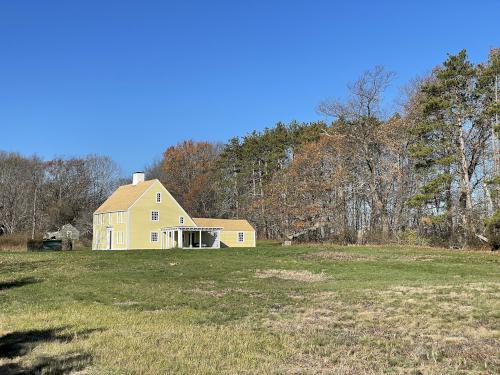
[255, 269, 329, 282]
[0, 234, 27, 251]
[265, 283, 500, 374]
[189, 288, 229, 297]
[304, 250, 376, 262]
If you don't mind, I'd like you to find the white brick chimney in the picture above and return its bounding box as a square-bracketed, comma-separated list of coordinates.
[132, 172, 145, 185]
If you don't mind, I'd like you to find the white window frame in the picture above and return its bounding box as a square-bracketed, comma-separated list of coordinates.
[179, 216, 184, 225]
[116, 211, 124, 224]
[151, 210, 160, 221]
[156, 192, 162, 203]
[108, 213, 112, 225]
[116, 231, 124, 245]
[150, 231, 159, 243]
[237, 232, 244, 243]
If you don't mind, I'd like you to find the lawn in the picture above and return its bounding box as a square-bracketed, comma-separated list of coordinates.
[0, 243, 499, 374]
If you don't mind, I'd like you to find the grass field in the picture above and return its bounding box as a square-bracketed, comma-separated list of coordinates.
[0, 243, 499, 374]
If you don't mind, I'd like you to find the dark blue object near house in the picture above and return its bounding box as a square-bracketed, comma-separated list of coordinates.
[42, 239, 62, 251]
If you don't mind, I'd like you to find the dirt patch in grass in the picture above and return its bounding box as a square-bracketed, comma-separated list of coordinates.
[399, 254, 449, 262]
[189, 288, 228, 298]
[113, 301, 139, 306]
[255, 269, 328, 282]
[189, 287, 266, 299]
[304, 251, 376, 262]
[305, 251, 451, 263]
[385, 282, 500, 298]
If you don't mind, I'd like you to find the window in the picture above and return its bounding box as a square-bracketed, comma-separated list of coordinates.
[151, 211, 159, 221]
[116, 211, 124, 224]
[116, 231, 124, 245]
[96, 214, 103, 225]
[108, 213, 112, 225]
[179, 216, 184, 224]
[156, 192, 162, 203]
[66, 231, 72, 239]
[151, 232, 159, 242]
[237, 232, 244, 243]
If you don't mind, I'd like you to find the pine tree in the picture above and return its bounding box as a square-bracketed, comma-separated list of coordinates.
[481, 49, 500, 249]
[409, 50, 488, 246]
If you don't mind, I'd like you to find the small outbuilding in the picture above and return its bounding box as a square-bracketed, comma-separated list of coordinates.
[44, 224, 80, 241]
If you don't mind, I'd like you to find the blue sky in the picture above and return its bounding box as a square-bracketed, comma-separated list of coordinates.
[1, 0, 499, 175]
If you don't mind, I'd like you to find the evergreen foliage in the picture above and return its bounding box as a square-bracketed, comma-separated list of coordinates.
[3, 49, 499, 249]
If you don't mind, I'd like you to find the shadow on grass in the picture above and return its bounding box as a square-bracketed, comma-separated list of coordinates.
[0, 352, 92, 374]
[0, 278, 40, 291]
[0, 327, 101, 374]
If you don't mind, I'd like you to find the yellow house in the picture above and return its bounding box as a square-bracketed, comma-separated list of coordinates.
[92, 172, 256, 250]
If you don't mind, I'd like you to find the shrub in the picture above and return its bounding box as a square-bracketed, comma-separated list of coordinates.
[61, 238, 73, 250]
[485, 210, 500, 250]
[27, 239, 44, 251]
[396, 229, 430, 246]
[74, 238, 91, 250]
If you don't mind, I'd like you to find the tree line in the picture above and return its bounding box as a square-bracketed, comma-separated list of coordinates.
[149, 49, 500, 248]
[1, 49, 498, 248]
[0, 154, 119, 243]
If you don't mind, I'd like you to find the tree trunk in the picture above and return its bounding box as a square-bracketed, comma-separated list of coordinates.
[493, 72, 499, 210]
[458, 124, 473, 245]
[31, 186, 37, 240]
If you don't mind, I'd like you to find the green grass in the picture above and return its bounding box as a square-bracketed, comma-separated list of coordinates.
[0, 243, 499, 374]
